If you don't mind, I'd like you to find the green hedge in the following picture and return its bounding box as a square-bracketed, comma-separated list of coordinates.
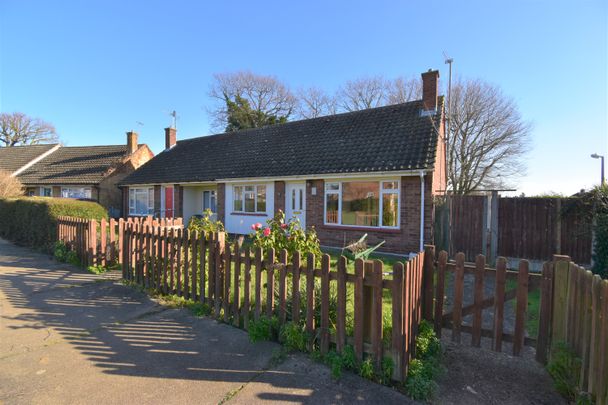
[0, 197, 107, 251]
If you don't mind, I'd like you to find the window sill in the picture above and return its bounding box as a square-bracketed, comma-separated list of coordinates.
[230, 212, 267, 217]
[320, 224, 401, 234]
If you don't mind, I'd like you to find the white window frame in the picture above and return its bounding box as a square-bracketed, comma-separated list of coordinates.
[323, 179, 400, 229]
[203, 190, 217, 213]
[61, 187, 92, 199]
[129, 187, 154, 216]
[232, 184, 266, 213]
[40, 187, 52, 197]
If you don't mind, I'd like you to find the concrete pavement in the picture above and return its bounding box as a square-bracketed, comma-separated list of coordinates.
[0, 238, 412, 405]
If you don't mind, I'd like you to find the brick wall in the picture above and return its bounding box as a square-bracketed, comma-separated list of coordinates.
[217, 183, 226, 223]
[274, 180, 285, 214]
[153, 185, 162, 215]
[306, 176, 434, 254]
[98, 145, 154, 215]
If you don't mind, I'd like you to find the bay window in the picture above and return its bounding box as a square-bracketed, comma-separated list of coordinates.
[129, 187, 154, 216]
[324, 180, 400, 228]
[233, 185, 266, 213]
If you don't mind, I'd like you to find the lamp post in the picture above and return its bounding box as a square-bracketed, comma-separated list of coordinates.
[591, 153, 605, 185]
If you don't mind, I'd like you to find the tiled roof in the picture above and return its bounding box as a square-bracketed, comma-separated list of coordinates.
[121, 99, 443, 185]
[18, 145, 131, 185]
[0, 144, 58, 173]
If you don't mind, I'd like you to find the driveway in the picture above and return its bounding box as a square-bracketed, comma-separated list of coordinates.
[0, 238, 411, 405]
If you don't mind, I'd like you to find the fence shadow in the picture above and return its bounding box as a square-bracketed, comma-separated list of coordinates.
[0, 240, 405, 403]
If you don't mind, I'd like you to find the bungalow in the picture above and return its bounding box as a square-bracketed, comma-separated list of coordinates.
[119, 69, 446, 254]
[2, 132, 154, 217]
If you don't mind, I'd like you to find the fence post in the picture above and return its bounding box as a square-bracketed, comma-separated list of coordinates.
[214, 231, 225, 318]
[536, 261, 554, 364]
[551, 255, 571, 344]
[489, 191, 499, 266]
[88, 219, 97, 267]
[391, 262, 404, 382]
[423, 245, 435, 321]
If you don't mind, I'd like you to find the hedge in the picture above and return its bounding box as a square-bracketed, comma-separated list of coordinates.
[0, 197, 107, 251]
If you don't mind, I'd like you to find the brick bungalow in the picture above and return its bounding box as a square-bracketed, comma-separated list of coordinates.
[4, 132, 154, 217]
[120, 69, 446, 254]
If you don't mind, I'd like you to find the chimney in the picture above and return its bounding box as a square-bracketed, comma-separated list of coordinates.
[165, 127, 176, 150]
[421, 69, 440, 113]
[126, 131, 138, 155]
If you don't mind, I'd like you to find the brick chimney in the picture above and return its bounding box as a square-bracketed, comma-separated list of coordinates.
[165, 127, 176, 150]
[421, 69, 440, 113]
[126, 131, 138, 155]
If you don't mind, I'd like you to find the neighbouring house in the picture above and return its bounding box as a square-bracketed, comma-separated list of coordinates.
[119, 69, 446, 254]
[2, 132, 154, 217]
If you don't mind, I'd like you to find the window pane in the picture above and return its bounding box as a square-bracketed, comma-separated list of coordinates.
[203, 191, 210, 210]
[382, 181, 399, 190]
[129, 190, 135, 209]
[233, 187, 243, 211]
[148, 188, 154, 213]
[341, 182, 379, 227]
[326, 182, 339, 191]
[257, 186, 266, 212]
[135, 191, 147, 214]
[292, 189, 296, 210]
[326, 193, 338, 224]
[244, 187, 255, 212]
[382, 193, 399, 227]
[210, 191, 217, 212]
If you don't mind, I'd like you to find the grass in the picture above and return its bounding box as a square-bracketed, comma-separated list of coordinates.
[506, 279, 541, 337]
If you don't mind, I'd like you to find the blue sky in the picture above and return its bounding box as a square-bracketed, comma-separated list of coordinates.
[1, 0, 606, 195]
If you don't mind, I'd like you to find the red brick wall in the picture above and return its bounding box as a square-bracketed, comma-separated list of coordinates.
[217, 183, 226, 223]
[274, 181, 285, 214]
[431, 105, 447, 196]
[306, 176, 434, 254]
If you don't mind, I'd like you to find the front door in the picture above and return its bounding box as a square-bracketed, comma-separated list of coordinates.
[285, 182, 306, 228]
[162, 186, 174, 218]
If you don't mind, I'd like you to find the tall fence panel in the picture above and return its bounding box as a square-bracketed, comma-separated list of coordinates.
[436, 196, 592, 264]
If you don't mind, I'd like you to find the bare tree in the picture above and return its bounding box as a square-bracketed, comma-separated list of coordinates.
[296, 87, 337, 119]
[385, 76, 422, 104]
[337, 76, 387, 111]
[0, 112, 58, 146]
[0, 170, 24, 198]
[208, 71, 297, 131]
[448, 78, 531, 194]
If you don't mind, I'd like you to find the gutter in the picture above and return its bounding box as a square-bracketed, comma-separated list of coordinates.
[419, 170, 425, 253]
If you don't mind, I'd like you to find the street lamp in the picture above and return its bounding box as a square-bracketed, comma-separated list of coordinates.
[591, 153, 605, 185]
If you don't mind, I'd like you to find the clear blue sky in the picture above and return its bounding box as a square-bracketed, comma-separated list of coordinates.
[1, 0, 606, 195]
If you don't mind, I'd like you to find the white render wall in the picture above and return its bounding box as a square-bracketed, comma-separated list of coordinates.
[183, 185, 217, 223]
[224, 181, 274, 235]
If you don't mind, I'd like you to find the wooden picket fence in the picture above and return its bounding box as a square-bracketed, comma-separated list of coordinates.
[54, 216, 608, 401]
[424, 249, 608, 404]
[548, 256, 608, 404]
[56, 216, 183, 268]
[120, 222, 426, 382]
[425, 250, 541, 355]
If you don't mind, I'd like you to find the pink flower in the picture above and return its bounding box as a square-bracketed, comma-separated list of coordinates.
[251, 224, 256, 230]
[263, 227, 271, 237]
[252, 222, 262, 230]
[281, 223, 288, 229]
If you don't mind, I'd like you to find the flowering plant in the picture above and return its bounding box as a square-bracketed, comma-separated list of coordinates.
[250, 210, 321, 261]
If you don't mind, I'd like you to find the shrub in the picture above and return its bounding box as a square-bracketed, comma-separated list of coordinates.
[279, 322, 307, 352]
[248, 315, 280, 342]
[250, 210, 322, 262]
[0, 197, 107, 251]
[404, 320, 443, 401]
[0, 169, 24, 198]
[547, 342, 588, 403]
[187, 208, 225, 234]
[53, 240, 68, 262]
